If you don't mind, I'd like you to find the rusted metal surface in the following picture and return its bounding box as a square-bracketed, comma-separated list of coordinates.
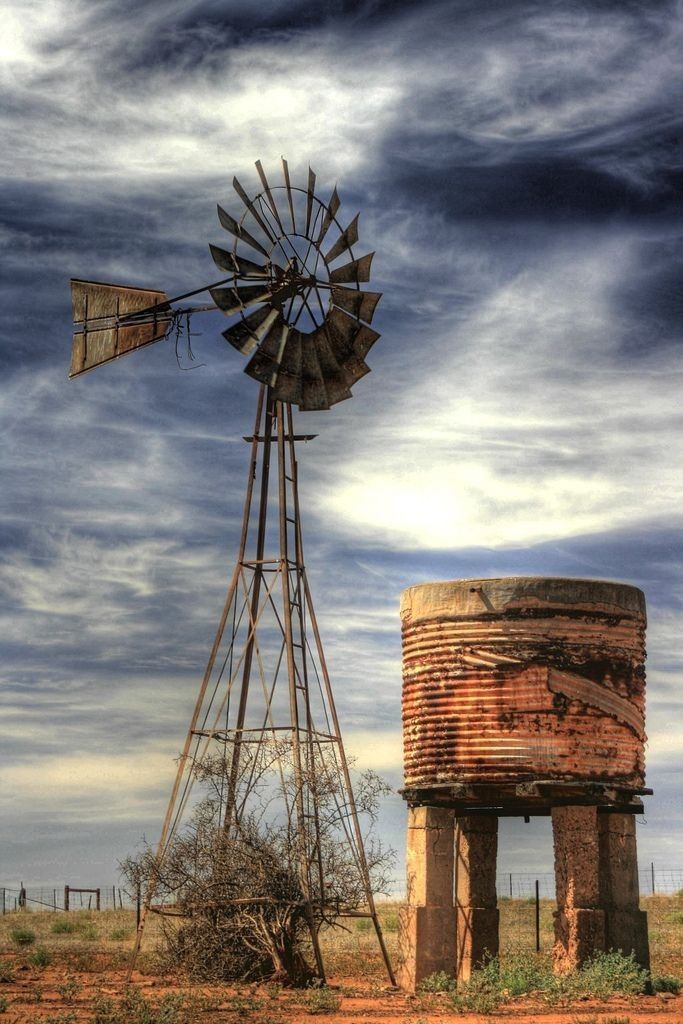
[401, 577, 647, 795]
[69, 279, 171, 378]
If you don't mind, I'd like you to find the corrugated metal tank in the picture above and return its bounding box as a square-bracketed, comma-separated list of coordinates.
[401, 577, 646, 790]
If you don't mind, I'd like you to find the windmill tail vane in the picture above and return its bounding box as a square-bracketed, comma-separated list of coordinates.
[69, 158, 382, 412]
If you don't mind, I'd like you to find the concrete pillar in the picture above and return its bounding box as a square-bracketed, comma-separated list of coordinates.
[598, 813, 650, 970]
[397, 806, 456, 991]
[552, 805, 605, 972]
[455, 815, 499, 981]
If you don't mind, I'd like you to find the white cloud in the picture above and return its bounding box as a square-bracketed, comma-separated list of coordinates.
[315, 236, 683, 549]
[0, 3, 401, 186]
[0, 747, 174, 822]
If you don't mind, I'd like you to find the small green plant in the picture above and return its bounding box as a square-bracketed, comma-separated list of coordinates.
[651, 973, 681, 993]
[29, 946, 51, 968]
[42, 1014, 77, 1024]
[578, 950, 648, 998]
[91, 994, 120, 1024]
[28, 982, 44, 1003]
[0, 962, 14, 984]
[448, 953, 551, 1012]
[418, 970, 455, 992]
[497, 951, 548, 995]
[109, 927, 132, 941]
[79, 923, 98, 941]
[51, 918, 78, 934]
[302, 987, 342, 1015]
[56, 975, 82, 1003]
[669, 910, 683, 924]
[9, 926, 35, 946]
[0, 995, 7, 1014]
[226, 991, 262, 1018]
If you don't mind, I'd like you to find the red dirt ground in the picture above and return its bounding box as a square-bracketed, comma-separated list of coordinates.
[1, 963, 681, 1023]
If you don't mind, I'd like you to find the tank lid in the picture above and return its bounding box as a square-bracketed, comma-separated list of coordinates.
[400, 576, 646, 624]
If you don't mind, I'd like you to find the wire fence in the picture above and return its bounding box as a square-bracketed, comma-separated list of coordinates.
[3, 866, 681, 915]
[496, 866, 683, 900]
[0, 885, 135, 914]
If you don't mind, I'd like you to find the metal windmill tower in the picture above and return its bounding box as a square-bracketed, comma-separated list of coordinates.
[68, 160, 395, 985]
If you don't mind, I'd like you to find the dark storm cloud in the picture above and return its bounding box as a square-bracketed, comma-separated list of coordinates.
[378, 157, 681, 221]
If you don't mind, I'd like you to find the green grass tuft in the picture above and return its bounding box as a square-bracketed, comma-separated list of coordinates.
[51, 918, 79, 935]
[9, 926, 35, 946]
[418, 970, 455, 992]
[29, 946, 51, 968]
[650, 973, 680, 993]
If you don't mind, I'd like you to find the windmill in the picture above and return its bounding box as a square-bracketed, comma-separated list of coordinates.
[69, 159, 395, 985]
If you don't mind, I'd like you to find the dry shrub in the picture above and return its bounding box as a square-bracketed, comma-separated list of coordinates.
[122, 742, 393, 987]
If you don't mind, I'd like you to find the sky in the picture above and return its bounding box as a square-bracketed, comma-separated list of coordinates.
[1, 0, 682, 896]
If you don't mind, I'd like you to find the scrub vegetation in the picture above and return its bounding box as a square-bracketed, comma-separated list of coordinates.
[0, 894, 678, 1022]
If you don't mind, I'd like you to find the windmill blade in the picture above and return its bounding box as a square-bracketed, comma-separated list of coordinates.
[255, 160, 285, 235]
[324, 214, 359, 264]
[211, 285, 274, 316]
[69, 279, 172, 378]
[324, 306, 363, 359]
[271, 330, 302, 404]
[217, 205, 270, 258]
[313, 327, 352, 406]
[329, 252, 374, 284]
[352, 323, 381, 359]
[300, 339, 330, 411]
[305, 167, 316, 237]
[281, 158, 296, 233]
[316, 187, 341, 246]
[331, 286, 382, 324]
[340, 353, 371, 387]
[222, 306, 280, 355]
[244, 321, 289, 387]
[209, 245, 270, 278]
[232, 177, 278, 245]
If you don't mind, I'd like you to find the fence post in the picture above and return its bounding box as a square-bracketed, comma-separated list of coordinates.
[535, 879, 540, 952]
[651, 862, 655, 895]
[64, 885, 70, 912]
[96, 888, 100, 911]
[112, 885, 116, 909]
[509, 872, 513, 898]
[53, 889, 57, 911]
[1, 888, 4, 915]
[136, 883, 141, 929]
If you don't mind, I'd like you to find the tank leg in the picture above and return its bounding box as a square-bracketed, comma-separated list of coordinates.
[397, 806, 456, 991]
[455, 815, 499, 982]
[598, 812, 650, 970]
[552, 806, 605, 972]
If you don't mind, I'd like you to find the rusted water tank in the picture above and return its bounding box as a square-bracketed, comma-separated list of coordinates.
[401, 577, 646, 790]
